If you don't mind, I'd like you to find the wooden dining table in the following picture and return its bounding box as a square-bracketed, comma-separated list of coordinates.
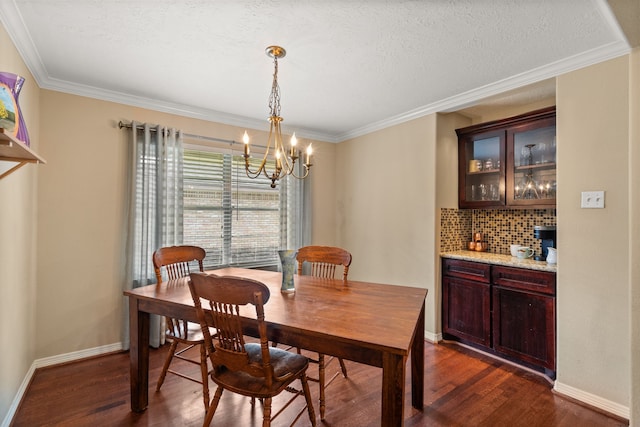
[124, 267, 428, 426]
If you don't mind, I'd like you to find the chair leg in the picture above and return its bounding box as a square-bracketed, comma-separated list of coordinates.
[199, 343, 209, 410]
[301, 374, 317, 427]
[203, 386, 223, 427]
[156, 340, 179, 391]
[318, 353, 326, 420]
[262, 397, 272, 427]
[338, 357, 348, 378]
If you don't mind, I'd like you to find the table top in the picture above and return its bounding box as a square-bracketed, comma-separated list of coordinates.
[125, 267, 428, 357]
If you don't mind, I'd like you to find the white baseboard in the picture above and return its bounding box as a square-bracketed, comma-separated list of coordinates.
[1, 342, 124, 427]
[1, 363, 37, 427]
[424, 330, 442, 343]
[33, 342, 123, 369]
[553, 381, 629, 420]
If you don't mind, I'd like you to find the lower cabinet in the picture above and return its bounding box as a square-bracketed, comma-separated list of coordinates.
[442, 259, 556, 376]
[443, 276, 491, 347]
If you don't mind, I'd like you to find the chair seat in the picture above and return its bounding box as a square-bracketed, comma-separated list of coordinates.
[212, 343, 309, 398]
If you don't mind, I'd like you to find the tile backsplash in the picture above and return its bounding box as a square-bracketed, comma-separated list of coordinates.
[441, 208, 556, 256]
[440, 209, 472, 252]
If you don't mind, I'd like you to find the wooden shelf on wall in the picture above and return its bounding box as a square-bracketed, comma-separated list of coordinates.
[0, 128, 46, 179]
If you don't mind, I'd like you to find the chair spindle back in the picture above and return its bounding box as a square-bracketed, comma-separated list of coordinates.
[188, 273, 277, 384]
[297, 245, 352, 281]
[153, 245, 206, 338]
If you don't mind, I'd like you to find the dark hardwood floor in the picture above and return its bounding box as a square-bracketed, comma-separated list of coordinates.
[11, 341, 627, 426]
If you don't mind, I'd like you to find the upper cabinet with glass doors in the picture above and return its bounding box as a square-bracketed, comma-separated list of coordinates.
[456, 106, 556, 209]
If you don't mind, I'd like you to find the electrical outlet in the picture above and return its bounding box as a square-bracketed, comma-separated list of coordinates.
[581, 191, 605, 208]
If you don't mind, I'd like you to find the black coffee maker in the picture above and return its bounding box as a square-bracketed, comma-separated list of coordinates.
[533, 225, 556, 261]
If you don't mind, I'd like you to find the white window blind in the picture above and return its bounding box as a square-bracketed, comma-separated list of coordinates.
[183, 148, 283, 269]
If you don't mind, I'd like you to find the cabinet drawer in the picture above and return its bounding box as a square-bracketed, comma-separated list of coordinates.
[442, 259, 491, 283]
[492, 266, 556, 295]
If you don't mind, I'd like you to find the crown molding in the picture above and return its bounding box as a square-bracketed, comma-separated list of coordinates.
[0, 0, 48, 86]
[46, 37, 628, 146]
[40, 76, 340, 142]
[336, 39, 630, 142]
[1, 0, 631, 144]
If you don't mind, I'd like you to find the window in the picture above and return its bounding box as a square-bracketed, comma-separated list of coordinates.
[182, 146, 305, 270]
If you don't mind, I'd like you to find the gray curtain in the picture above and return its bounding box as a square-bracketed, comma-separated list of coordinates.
[279, 159, 311, 252]
[122, 122, 184, 349]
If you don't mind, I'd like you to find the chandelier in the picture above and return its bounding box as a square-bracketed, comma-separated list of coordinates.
[243, 45, 313, 188]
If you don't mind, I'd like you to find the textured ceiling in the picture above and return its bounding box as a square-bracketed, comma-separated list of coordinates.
[0, 0, 631, 142]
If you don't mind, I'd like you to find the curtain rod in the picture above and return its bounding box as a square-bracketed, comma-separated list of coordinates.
[118, 121, 269, 149]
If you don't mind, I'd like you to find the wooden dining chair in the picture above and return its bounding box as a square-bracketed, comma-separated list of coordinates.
[152, 245, 210, 410]
[296, 245, 352, 420]
[188, 272, 317, 427]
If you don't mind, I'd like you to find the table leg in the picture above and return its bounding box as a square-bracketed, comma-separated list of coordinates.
[129, 297, 150, 412]
[411, 301, 425, 410]
[381, 352, 405, 426]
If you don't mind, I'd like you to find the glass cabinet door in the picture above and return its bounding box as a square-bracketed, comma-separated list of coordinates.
[459, 130, 505, 208]
[507, 117, 556, 206]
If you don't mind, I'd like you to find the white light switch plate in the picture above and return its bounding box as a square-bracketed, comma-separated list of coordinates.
[581, 191, 605, 208]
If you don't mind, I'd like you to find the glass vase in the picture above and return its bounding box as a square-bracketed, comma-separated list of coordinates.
[278, 249, 297, 293]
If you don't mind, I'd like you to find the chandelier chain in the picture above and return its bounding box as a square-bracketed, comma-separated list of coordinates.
[268, 56, 281, 118]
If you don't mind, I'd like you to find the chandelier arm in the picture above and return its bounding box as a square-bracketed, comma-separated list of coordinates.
[289, 165, 310, 180]
[267, 159, 286, 182]
[244, 150, 270, 177]
[244, 168, 262, 179]
[279, 149, 295, 175]
[245, 119, 279, 177]
[244, 159, 266, 178]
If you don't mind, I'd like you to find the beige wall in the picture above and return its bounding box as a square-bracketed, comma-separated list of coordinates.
[464, 97, 556, 125]
[434, 113, 470, 335]
[36, 92, 128, 356]
[0, 24, 39, 419]
[335, 116, 436, 334]
[629, 47, 640, 425]
[435, 113, 468, 210]
[307, 138, 337, 245]
[556, 56, 631, 408]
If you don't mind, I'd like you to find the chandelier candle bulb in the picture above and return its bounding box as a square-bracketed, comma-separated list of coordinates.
[305, 144, 313, 166]
[243, 131, 250, 156]
[290, 133, 298, 158]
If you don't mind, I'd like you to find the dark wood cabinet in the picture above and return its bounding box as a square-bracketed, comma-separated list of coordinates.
[492, 287, 555, 370]
[442, 259, 492, 346]
[443, 276, 491, 347]
[491, 265, 555, 372]
[442, 258, 556, 376]
[456, 106, 556, 209]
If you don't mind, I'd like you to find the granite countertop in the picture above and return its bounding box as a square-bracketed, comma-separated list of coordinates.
[441, 250, 557, 273]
